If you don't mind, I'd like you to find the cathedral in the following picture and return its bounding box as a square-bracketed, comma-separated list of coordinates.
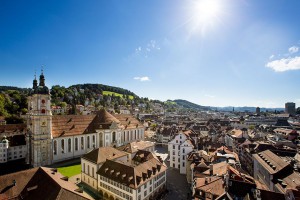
[0, 72, 145, 167]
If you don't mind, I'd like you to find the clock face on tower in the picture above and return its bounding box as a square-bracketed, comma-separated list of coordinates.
[41, 120, 47, 127]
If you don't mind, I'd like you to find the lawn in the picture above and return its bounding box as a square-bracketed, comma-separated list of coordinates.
[103, 91, 134, 100]
[57, 163, 81, 177]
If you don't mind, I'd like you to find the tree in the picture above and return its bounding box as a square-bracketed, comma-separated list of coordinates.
[0, 94, 9, 117]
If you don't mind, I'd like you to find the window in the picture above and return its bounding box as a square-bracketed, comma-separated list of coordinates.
[183, 162, 185, 167]
[92, 168, 94, 178]
[54, 140, 57, 155]
[176, 140, 178, 143]
[173, 163, 175, 167]
[88, 165, 90, 175]
[92, 135, 95, 146]
[144, 184, 147, 189]
[144, 191, 147, 197]
[178, 164, 180, 168]
[68, 138, 71, 152]
[112, 132, 116, 142]
[81, 137, 84, 149]
[173, 145, 175, 149]
[183, 148, 185, 153]
[41, 109, 46, 114]
[87, 136, 90, 149]
[83, 163, 85, 172]
[135, 130, 137, 139]
[150, 186, 152, 192]
[75, 138, 78, 151]
[138, 187, 141, 193]
[61, 140, 65, 153]
[182, 155, 185, 160]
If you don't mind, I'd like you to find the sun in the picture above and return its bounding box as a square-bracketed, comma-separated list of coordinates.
[188, 0, 223, 36]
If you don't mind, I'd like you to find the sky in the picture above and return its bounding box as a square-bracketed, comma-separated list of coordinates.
[1, 0, 300, 108]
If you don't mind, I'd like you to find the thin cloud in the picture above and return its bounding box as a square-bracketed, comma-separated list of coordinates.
[133, 76, 150, 81]
[133, 40, 160, 58]
[266, 56, 300, 72]
[269, 55, 275, 60]
[288, 46, 299, 54]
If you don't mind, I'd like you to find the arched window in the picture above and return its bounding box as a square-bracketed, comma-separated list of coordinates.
[68, 138, 71, 152]
[41, 99, 45, 104]
[123, 131, 126, 142]
[54, 140, 57, 155]
[61, 140, 65, 154]
[81, 137, 84, 150]
[75, 138, 78, 151]
[112, 132, 116, 142]
[41, 109, 46, 114]
[87, 136, 90, 149]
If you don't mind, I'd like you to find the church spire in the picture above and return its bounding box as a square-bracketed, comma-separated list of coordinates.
[33, 71, 38, 89]
[39, 67, 45, 86]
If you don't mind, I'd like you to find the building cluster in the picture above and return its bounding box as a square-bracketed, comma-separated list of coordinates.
[1, 72, 300, 200]
[153, 108, 300, 199]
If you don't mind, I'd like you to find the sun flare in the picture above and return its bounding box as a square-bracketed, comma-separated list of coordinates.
[188, 0, 223, 36]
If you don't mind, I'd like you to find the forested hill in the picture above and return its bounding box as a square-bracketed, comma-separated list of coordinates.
[69, 84, 136, 96]
[173, 99, 209, 110]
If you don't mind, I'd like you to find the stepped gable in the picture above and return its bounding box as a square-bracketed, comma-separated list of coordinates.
[51, 115, 96, 138]
[82, 147, 127, 164]
[113, 114, 143, 129]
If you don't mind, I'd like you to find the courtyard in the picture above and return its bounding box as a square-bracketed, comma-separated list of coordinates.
[155, 144, 191, 200]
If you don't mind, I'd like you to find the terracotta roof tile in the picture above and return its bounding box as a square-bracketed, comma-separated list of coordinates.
[82, 147, 127, 164]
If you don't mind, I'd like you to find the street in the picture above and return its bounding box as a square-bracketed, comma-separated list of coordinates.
[155, 145, 191, 200]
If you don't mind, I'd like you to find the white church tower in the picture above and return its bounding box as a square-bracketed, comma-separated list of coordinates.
[26, 70, 53, 167]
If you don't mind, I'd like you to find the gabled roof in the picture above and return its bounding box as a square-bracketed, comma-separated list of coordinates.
[0, 124, 26, 133]
[82, 147, 127, 164]
[196, 177, 225, 197]
[253, 150, 289, 175]
[52, 115, 95, 138]
[113, 114, 144, 129]
[97, 151, 167, 189]
[51, 110, 144, 138]
[202, 161, 228, 176]
[0, 167, 91, 200]
[117, 141, 154, 154]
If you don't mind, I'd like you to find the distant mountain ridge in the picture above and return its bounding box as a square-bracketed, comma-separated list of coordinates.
[209, 106, 284, 112]
[172, 99, 210, 111]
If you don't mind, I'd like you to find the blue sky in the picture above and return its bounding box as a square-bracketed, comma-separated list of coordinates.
[1, 0, 300, 108]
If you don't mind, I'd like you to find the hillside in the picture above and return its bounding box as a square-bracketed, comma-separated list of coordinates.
[172, 99, 209, 110]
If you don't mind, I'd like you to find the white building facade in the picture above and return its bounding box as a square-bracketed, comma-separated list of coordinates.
[168, 132, 194, 174]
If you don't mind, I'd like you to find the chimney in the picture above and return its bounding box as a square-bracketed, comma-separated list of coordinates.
[209, 164, 213, 176]
[205, 177, 208, 184]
